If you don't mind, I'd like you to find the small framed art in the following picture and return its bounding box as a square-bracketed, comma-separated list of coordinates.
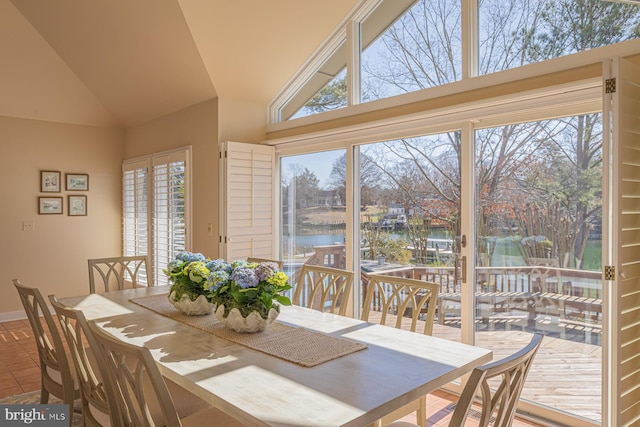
[39, 197, 63, 214]
[41, 170, 61, 193]
[68, 195, 87, 216]
[66, 173, 89, 191]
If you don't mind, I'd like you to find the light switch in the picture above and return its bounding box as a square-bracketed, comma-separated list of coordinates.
[207, 223, 213, 237]
[22, 221, 35, 231]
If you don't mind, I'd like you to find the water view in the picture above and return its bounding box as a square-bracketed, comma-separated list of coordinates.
[284, 229, 601, 271]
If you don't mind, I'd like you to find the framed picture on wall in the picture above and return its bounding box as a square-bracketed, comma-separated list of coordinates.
[66, 173, 89, 191]
[38, 197, 63, 214]
[68, 195, 87, 216]
[40, 170, 61, 192]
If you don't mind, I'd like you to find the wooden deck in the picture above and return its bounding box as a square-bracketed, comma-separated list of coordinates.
[364, 308, 602, 424]
[433, 324, 602, 424]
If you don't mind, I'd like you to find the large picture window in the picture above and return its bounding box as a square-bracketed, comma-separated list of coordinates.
[122, 147, 190, 286]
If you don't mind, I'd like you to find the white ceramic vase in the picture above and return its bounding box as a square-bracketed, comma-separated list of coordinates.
[168, 291, 215, 316]
[214, 304, 279, 333]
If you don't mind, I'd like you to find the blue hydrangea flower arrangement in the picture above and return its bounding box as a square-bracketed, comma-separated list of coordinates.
[165, 251, 291, 319]
[165, 251, 212, 303]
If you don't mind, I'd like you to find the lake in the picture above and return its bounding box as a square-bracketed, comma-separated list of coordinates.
[282, 229, 602, 271]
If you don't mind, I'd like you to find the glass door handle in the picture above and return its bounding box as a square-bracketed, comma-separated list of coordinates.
[461, 255, 467, 283]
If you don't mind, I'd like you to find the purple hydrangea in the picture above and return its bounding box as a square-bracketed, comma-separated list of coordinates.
[231, 266, 259, 289]
[255, 262, 278, 282]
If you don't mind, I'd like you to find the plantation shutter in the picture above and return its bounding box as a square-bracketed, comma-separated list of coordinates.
[122, 159, 150, 284]
[219, 141, 275, 261]
[153, 150, 189, 286]
[122, 148, 190, 286]
[603, 57, 640, 427]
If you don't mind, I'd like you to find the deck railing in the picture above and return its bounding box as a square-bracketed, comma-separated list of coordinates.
[294, 244, 602, 345]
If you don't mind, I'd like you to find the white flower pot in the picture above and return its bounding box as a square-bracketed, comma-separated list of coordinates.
[168, 291, 215, 316]
[214, 304, 279, 333]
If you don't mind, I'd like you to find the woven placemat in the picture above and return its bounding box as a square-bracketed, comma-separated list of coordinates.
[130, 294, 367, 367]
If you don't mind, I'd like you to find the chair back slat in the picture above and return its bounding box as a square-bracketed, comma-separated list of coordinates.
[88, 256, 150, 293]
[292, 265, 354, 316]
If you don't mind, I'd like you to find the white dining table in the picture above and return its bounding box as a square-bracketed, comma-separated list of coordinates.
[59, 285, 492, 427]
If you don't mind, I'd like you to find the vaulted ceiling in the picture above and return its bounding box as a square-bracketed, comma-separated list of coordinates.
[2, 0, 358, 128]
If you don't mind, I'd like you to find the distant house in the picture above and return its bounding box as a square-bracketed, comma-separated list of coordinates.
[318, 189, 341, 207]
[388, 202, 405, 216]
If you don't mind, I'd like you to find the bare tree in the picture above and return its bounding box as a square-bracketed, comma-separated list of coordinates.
[299, 0, 638, 269]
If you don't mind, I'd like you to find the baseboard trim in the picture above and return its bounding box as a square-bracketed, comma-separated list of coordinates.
[0, 310, 28, 323]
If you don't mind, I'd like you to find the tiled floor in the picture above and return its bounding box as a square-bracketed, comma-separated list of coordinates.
[0, 318, 544, 426]
[0, 319, 42, 399]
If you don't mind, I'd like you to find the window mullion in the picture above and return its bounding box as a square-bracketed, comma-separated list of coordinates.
[347, 20, 361, 106]
[462, 0, 478, 80]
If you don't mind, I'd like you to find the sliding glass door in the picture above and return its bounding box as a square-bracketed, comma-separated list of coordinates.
[276, 113, 604, 423]
[473, 115, 603, 422]
[358, 133, 462, 342]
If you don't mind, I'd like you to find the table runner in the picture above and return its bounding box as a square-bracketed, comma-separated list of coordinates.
[130, 294, 367, 368]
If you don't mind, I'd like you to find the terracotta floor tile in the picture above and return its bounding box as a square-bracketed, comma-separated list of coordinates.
[0, 385, 23, 399]
[10, 365, 41, 378]
[2, 357, 37, 370]
[18, 379, 42, 393]
[0, 376, 20, 392]
[0, 346, 30, 355]
[1, 320, 30, 330]
[0, 371, 15, 383]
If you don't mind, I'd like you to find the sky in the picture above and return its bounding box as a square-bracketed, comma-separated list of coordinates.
[281, 149, 344, 189]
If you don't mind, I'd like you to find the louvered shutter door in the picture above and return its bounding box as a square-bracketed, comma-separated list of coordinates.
[122, 159, 150, 284]
[604, 57, 640, 427]
[219, 141, 275, 260]
[153, 150, 189, 286]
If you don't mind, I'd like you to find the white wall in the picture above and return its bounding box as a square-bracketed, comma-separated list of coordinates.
[0, 116, 124, 318]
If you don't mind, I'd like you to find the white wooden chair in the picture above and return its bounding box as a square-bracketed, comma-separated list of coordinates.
[361, 274, 439, 427]
[51, 295, 218, 426]
[292, 264, 354, 316]
[88, 255, 150, 293]
[362, 274, 439, 335]
[387, 333, 544, 427]
[49, 295, 115, 427]
[87, 321, 244, 427]
[13, 280, 80, 407]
